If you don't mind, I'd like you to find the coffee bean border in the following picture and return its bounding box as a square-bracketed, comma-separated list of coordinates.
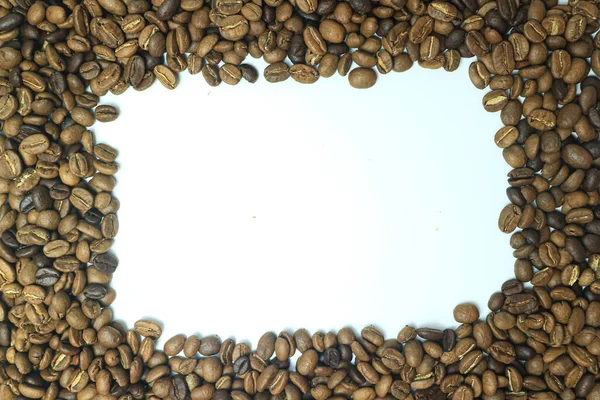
[0, 0, 598, 398]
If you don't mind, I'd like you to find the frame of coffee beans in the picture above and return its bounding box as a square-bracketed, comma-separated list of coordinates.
[0, 0, 598, 398]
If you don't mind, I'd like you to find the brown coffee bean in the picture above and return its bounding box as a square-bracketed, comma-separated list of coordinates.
[98, 326, 123, 348]
[95, 105, 119, 122]
[289, 64, 319, 84]
[219, 64, 242, 85]
[528, 109, 556, 131]
[524, 20, 547, 43]
[304, 26, 327, 55]
[297, 349, 318, 375]
[348, 68, 377, 89]
[427, 1, 457, 22]
[0, 150, 22, 179]
[499, 204, 522, 233]
[153, 65, 178, 89]
[134, 320, 163, 339]
[20, 134, 49, 155]
[492, 41, 515, 75]
[164, 334, 186, 356]
[264, 62, 290, 83]
[562, 144, 593, 169]
[482, 90, 508, 112]
[296, 0, 318, 14]
[219, 16, 250, 41]
[320, 20, 345, 44]
[453, 303, 479, 324]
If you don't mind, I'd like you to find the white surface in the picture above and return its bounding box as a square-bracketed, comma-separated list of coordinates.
[93, 59, 515, 346]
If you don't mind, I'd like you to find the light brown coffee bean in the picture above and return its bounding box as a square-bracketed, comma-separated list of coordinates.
[264, 63, 290, 83]
[290, 64, 319, 84]
[482, 90, 508, 112]
[95, 105, 119, 122]
[454, 303, 479, 324]
[348, 68, 377, 89]
[153, 65, 178, 89]
[218, 16, 249, 41]
[499, 204, 522, 233]
[134, 319, 163, 339]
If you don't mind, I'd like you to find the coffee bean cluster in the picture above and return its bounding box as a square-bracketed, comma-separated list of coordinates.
[0, 0, 596, 397]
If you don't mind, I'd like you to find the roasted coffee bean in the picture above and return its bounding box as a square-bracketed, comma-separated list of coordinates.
[35, 267, 60, 287]
[93, 252, 119, 273]
[82, 283, 107, 301]
[454, 303, 479, 323]
[157, 0, 181, 20]
[324, 348, 341, 367]
[219, 16, 249, 41]
[290, 64, 319, 84]
[171, 374, 189, 399]
[154, 65, 178, 89]
[348, 68, 377, 89]
[348, 0, 372, 14]
[95, 105, 119, 122]
[264, 63, 290, 83]
[0, 13, 24, 32]
[31, 186, 51, 211]
[135, 319, 163, 339]
[239, 64, 258, 83]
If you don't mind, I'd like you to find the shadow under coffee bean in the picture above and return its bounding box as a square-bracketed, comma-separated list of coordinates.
[0, 0, 598, 398]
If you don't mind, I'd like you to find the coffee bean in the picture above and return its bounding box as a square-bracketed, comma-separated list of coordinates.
[297, 349, 318, 375]
[35, 267, 60, 286]
[492, 41, 515, 75]
[320, 20, 345, 43]
[239, 64, 258, 83]
[528, 109, 556, 131]
[93, 252, 119, 273]
[135, 319, 163, 339]
[323, 347, 341, 367]
[157, 0, 181, 20]
[0, 13, 23, 31]
[482, 90, 509, 112]
[83, 283, 108, 299]
[290, 64, 319, 84]
[95, 105, 119, 122]
[0, 150, 22, 179]
[562, 144, 593, 169]
[453, 303, 479, 324]
[348, 0, 372, 14]
[468, 62, 490, 89]
[154, 65, 178, 89]
[304, 26, 327, 55]
[165, 334, 186, 356]
[170, 374, 189, 400]
[219, 16, 249, 41]
[498, 204, 522, 233]
[98, 325, 124, 348]
[49, 184, 70, 200]
[219, 64, 242, 85]
[264, 62, 290, 83]
[20, 134, 50, 155]
[199, 335, 222, 356]
[427, 1, 457, 22]
[31, 186, 51, 211]
[497, 0, 517, 21]
[202, 65, 221, 87]
[348, 68, 377, 89]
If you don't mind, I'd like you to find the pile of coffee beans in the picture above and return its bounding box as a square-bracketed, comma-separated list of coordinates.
[0, 0, 597, 397]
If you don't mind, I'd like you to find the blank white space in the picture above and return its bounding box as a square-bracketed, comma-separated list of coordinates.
[93, 60, 514, 346]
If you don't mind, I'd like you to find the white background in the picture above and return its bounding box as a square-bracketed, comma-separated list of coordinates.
[93, 59, 516, 347]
